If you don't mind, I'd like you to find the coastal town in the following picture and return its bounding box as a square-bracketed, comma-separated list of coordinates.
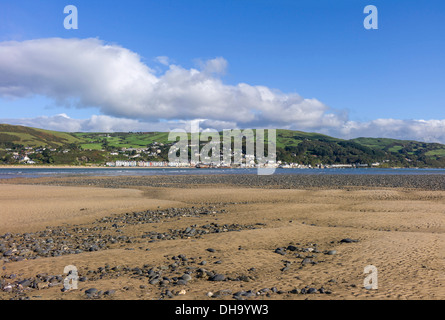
[1, 143, 384, 169]
[1, 125, 444, 168]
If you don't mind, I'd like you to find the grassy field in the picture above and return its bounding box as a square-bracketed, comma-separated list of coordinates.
[275, 129, 341, 148]
[0, 124, 84, 147]
[72, 132, 172, 150]
[425, 148, 445, 157]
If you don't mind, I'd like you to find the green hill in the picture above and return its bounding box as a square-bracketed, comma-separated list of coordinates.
[1, 124, 445, 167]
[0, 124, 84, 148]
[72, 131, 171, 150]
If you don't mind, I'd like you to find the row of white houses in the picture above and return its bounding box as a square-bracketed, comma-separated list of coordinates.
[107, 161, 181, 167]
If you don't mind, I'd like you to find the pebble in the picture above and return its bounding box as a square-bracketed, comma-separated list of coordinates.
[85, 288, 98, 297]
[104, 289, 115, 296]
[38, 174, 445, 191]
[307, 288, 318, 294]
[181, 274, 192, 282]
[274, 248, 287, 255]
[340, 238, 359, 243]
[0, 205, 262, 263]
[209, 274, 226, 281]
[301, 258, 314, 265]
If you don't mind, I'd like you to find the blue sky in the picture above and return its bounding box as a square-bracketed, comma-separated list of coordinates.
[0, 0, 444, 142]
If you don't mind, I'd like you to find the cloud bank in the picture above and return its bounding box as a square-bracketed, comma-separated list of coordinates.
[0, 38, 444, 143]
[0, 38, 345, 128]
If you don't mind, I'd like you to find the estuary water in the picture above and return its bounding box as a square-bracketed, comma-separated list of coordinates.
[1, 167, 445, 180]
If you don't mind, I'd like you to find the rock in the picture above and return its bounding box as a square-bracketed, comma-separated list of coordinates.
[3, 250, 14, 257]
[85, 288, 98, 297]
[205, 271, 214, 278]
[209, 274, 226, 281]
[88, 245, 99, 252]
[181, 274, 192, 282]
[340, 238, 359, 243]
[307, 288, 318, 294]
[206, 248, 216, 253]
[274, 248, 286, 255]
[176, 279, 188, 285]
[3, 285, 13, 293]
[327, 250, 337, 255]
[160, 280, 170, 286]
[239, 275, 250, 282]
[104, 289, 116, 296]
[18, 279, 32, 288]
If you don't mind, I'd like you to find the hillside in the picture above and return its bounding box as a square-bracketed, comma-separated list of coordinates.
[1, 124, 445, 167]
[0, 124, 84, 148]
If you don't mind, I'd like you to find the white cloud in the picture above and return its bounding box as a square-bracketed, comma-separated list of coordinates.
[154, 56, 170, 66]
[0, 38, 444, 143]
[0, 114, 168, 133]
[1, 114, 445, 144]
[198, 57, 228, 75]
[0, 38, 343, 130]
[0, 114, 242, 134]
[336, 119, 445, 144]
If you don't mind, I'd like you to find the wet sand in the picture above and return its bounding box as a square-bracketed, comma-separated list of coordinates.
[0, 175, 443, 300]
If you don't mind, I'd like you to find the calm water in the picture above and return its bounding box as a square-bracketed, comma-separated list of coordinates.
[1, 167, 445, 179]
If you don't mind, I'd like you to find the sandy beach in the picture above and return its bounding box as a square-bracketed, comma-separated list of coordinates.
[0, 175, 443, 300]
